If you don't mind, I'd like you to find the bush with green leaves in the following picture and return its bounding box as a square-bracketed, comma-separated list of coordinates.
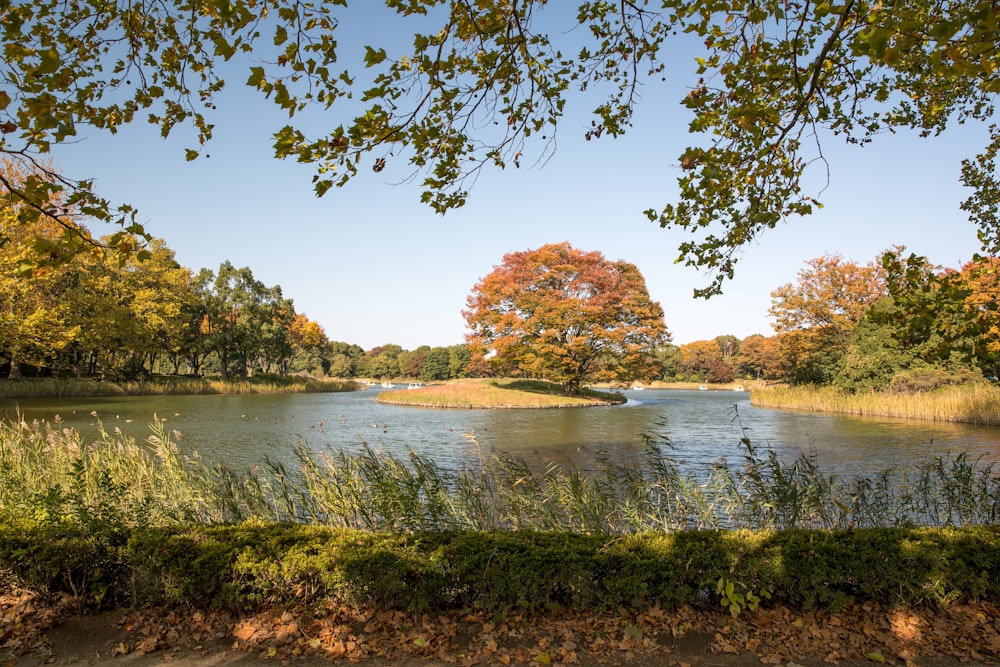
[2, 522, 998, 615]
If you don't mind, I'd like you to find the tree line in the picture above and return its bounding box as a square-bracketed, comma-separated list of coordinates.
[0, 159, 471, 381]
[666, 250, 1000, 392]
[0, 213, 480, 383]
[7, 183, 999, 392]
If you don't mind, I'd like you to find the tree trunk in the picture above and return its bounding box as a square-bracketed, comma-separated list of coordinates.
[7, 348, 21, 378]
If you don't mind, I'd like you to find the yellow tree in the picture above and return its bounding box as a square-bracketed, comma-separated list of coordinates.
[464, 243, 670, 392]
[0, 162, 79, 376]
[0, 218, 80, 376]
[286, 313, 329, 374]
[117, 239, 200, 375]
[957, 256, 1000, 377]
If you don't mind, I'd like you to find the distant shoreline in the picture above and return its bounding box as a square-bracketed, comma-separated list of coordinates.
[0, 376, 359, 399]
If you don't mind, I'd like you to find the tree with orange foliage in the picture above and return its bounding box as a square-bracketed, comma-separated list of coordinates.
[737, 335, 783, 381]
[769, 253, 887, 332]
[678, 339, 736, 383]
[769, 253, 889, 383]
[946, 255, 1000, 377]
[464, 243, 669, 393]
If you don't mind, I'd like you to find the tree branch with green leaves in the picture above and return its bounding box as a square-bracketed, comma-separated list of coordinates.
[1, 0, 996, 295]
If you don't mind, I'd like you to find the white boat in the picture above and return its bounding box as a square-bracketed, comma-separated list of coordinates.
[407, 383, 423, 390]
[381, 382, 395, 388]
[699, 384, 708, 391]
[733, 386, 745, 392]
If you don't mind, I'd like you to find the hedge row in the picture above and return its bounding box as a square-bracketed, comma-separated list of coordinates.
[2, 522, 997, 614]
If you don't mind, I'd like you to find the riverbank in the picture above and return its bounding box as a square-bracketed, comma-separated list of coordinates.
[752, 383, 1000, 426]
[0, 376, 360, 399]
[377, 378, 625, 408]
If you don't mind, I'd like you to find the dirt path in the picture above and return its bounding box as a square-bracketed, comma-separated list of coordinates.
[5, 599, 998, 667]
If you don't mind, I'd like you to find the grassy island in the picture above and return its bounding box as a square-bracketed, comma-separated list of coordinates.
[377, 378, 626, 408]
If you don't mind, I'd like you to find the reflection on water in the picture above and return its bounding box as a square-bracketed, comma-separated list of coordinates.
[3, 388, 1000, 478]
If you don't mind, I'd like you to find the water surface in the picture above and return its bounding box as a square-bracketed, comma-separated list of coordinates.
[4, 388, 1000, 477]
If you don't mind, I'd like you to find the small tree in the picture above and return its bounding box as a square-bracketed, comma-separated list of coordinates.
[464, 243, 670, 393]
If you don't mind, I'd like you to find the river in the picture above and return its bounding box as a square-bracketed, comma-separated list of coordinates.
[4, 387, 1000, 479]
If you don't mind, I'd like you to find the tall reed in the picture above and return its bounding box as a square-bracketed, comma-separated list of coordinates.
[1, 415, 997, 534]
[752, 384, 1000, 426]
[0, 376, 359, 399]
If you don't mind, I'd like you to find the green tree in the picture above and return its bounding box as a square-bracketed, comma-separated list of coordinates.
[834, 300, 914, 392]
[447, 344, 471, 379]
[420, 346, 452, 382]
[653, 343, 682, 381]
[464, 242, 669, 392]
[4, 2, 996, 294]
[325, 341, 364, 377]
[878, 249, 978, 369]
[198, 261, 292, 379]
[359, 344, 403, 380]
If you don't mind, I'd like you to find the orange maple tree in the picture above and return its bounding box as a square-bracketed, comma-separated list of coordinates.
[769, 253, 888, 333]
[463, 243, 669, 393]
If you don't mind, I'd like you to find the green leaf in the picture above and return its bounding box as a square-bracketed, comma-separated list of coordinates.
[37, 47, 61, 75]
[246, 66, 266, 88]
[274, 25, 288, 46]
[315, 178, 333, 197]
[212, 35, 236, 60]
[364, 46, 387, 67]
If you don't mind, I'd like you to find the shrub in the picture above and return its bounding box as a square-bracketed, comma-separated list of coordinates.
[888, 366, 986, 393]
[4, 523, 998, 616]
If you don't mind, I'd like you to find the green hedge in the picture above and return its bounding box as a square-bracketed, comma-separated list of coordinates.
[1, 522, 997, 614]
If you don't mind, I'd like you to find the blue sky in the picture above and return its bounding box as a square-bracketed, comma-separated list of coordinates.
[49, 6, 989, 351]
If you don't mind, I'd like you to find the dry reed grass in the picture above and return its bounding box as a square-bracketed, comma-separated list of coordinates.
[752, 384, 1000, 426]
[377, 379, 623, 408]
[2, 413, 996, 534]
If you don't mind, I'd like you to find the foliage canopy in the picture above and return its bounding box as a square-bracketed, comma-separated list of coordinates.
[464, 242, 669, 391]
[1, 1, 996, 293]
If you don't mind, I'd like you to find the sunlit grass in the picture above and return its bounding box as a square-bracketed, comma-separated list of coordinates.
[377, 378, 625, 408]
[0, 376, 360, 399]
[2, 415, 996, 533]
[752, 384, 1000, 426]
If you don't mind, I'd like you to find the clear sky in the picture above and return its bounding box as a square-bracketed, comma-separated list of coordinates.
[48, 6, 990, 351]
